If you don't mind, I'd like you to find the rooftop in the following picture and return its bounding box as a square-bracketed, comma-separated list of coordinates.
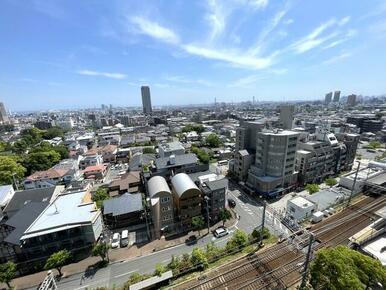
[103, 193, 143, 216]
[155, 153, 197, 169]
[289, 196, 314, 209]
[21, 190, 99, 240]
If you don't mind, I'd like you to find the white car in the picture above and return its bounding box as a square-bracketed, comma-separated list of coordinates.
[214, 227, 229, 238]
[111, 232, 121, 248]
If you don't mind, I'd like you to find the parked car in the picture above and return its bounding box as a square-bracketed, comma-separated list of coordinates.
[227, 198, 236, 208]
[213, 227, 229, 238]
[111, 232, 121, 248]
[120, 230, 129, 247]
[185, 235, 197, 245]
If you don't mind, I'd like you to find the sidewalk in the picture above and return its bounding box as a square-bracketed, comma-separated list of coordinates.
[6, 215, 237, 290]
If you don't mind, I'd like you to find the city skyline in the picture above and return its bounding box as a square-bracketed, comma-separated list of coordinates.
[1, 0, 386, 111]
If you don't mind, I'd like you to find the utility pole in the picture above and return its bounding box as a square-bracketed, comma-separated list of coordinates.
[300, 234, 314, 290]
[12, 173, 18, 190]
[260, 201, 266, 244]
[347, 161, 361, 208]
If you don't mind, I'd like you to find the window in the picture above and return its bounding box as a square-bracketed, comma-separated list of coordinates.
[161, 197, 170, 203]
[162, 206, 171, 212]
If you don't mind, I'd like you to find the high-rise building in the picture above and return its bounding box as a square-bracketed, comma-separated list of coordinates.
[0, 102, 9, 124]
[141, 86, 152, 114]
[347, 94, 357, 107]
[333, 91, 341, 102]
[246, 130, 299, 197]
[325, 92, 333, 104]
[279, 105, 294, 130]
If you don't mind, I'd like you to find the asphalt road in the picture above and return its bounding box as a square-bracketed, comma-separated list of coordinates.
[33, 186, 281, 290]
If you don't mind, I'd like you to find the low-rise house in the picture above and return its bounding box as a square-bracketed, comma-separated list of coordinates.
[103, 193, 144, 229]
[79, 154, 103, 170]
[83, 164, 108, 180]
[24, 169, 69, 190]
[85, 144, 117, 163]
[19, 190, 103, 268]
[108, 171, 141, 196]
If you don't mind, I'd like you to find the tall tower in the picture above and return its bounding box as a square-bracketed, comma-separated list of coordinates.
[333, 91, 341, 102]
[141, 86, 152, 114]
[0, 102, 9, 124]
[325, 92, 332, 104]
[347, 94, 357, 107]
[279, 104, 294, 130]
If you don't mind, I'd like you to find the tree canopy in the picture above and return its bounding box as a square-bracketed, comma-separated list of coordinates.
[182, 124, 205, 134]
[325, 177, 337, 187]
[92, 243, 110, 262]
[305, 183, 320, 194]
[92, 187, 110, 208]
[219, 208, 232, 226]
[0, 155, 26, 185]
[226, 229, 248, 252]
[0, 261, 17, 289]
[24, 150, 61, 174]
[44, 249, 71, 276]
[309, 246, 386, 290]
[191, 146, 210, 164]
[191, 247, 208, 269]
[191, 216, 205, 235]
[206, 133, 222, 148]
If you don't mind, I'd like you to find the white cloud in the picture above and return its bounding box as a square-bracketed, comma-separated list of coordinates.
[206, 0, 226, 41]
[291, 18, 340, 54]
[322, 52, 352, 65]
[130, 16, 180, 44]
[248, 0, 269, 10]
[165, 75, 213, 86]
[182, 44, 273, 70]
[228, 74, 265, 88]
[338, 16, 350, 26]
[249, 6, 288, 55]
[77, 69, 127, 79]
[323, 29, 357, 49]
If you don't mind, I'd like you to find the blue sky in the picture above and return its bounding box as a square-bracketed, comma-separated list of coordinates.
[1, 0, 386, 111]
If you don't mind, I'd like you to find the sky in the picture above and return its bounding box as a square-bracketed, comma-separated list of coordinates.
[1, 0, 386, 111]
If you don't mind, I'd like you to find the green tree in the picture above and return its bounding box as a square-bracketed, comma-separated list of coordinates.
[305, 183, 320, 195]
[219, 208, 232, 226]
[191, 248, 208, 270]
[42, 127, 65, 140]
[12, 139, 28, 154]
[182, 124, 204, 134]
[325, 177, 337, 187]
[44, 249, 71, 276]
[154, 263, 166, 276]
[191, 146, 210, 164]
[143, 147, 155, 154]
[191, 216, 205, 236]
[0, 156, 26, 185]
[310, 246, 386, 290]
[251, 227, 270, 242]
[92, 187, 110, 208]
[20, 127, 44, 145]
[206, 133, 222, 148]
[226, 229, 248, 252]
[0, 261, 17, 289]
[205, 242, 222, 261]
[24, 150, 61, 173]
[92, 243, 110, 263]
[167, 255, 181, 272]
[52, 145, 69, 159]
[368, 140, 382, 149]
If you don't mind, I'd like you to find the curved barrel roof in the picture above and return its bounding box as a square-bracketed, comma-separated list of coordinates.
[148, 176, 171, 198]
[171, 173, 200, 198]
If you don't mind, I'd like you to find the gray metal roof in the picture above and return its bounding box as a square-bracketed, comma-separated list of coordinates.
[103, 193, 143, 216]
[148, 176, 171, 198]
[206, 178, 228, 191]
[155, 153, 197, 169]
[0, 185, 13, 206]
[4, 202, 48, 245]
[171, 173, 200, 197]
[3, 187, 57, 218]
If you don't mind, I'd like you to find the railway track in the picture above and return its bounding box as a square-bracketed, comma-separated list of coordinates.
[173, 195, 386, 290]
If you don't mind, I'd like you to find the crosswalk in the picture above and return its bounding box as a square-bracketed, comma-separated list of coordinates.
[238, 201, 255, 216]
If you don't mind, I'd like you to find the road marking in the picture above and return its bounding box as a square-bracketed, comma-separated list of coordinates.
[114, 270, 137, 278]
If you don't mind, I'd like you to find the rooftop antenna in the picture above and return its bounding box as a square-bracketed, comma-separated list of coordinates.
[53, 202, 59, 214]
